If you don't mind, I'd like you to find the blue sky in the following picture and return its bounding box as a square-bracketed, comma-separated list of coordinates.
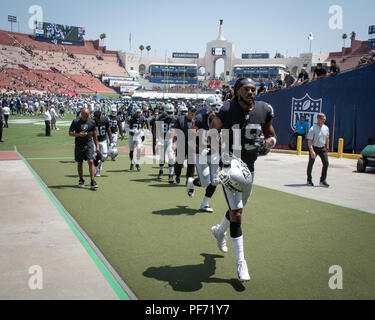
[1, 0, 374, 59]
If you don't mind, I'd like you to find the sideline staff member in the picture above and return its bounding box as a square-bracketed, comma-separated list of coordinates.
[306, 113, 330, 187]
[69, 108, 100, 190]
[294, 115, 309, 140]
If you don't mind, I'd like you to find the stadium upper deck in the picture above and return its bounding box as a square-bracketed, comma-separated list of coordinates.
[0, 29, 129, 94]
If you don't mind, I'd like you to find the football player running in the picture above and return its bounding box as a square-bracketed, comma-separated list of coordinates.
[186, 95, 222, 212]
[210, 78, 277, 282]
[108, 105, 124, 161]
[93, 111, 112, 177]
[155, 103, 177, 183]
[128, 106, 146, 171]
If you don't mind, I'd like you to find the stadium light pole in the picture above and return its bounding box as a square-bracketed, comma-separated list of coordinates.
[8, 15, 17, 32]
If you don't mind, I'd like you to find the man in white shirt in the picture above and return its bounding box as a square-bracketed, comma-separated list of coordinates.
[306, 113, 330, 187]
[50, 105, 59, 130]
[2, 105, 10, 128]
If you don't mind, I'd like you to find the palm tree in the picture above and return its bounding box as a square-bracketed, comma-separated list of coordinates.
[99, 33, 106, 46]
[274, 52, 285, 59]
[139, 45, 144, 56]
[146, 45, 151, 56]
[342, 33, 348, 47]
[350, 31, 356, 41]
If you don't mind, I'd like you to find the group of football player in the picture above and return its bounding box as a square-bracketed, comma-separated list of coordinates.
[87, 78, 277, 282]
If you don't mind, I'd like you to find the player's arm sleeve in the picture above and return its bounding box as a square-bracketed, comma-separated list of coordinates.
[265, 103, 275, 123]
[69, 121, 77, 136]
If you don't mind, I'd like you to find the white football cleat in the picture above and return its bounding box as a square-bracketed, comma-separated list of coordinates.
[200, 205, 213, 213]
[211, 225, 228, 253]
[186, 177, 195, 198]
[237, 260, 251, 282]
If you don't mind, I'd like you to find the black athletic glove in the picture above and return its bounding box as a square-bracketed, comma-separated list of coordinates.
[141, 136, 145, 142]
[254, 137, 268, 154]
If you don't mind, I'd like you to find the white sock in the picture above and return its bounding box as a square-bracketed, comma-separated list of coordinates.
[201, 196, 210, 207]
[217, 214, 230, 234]
[169, 166, 174, 175]
[131, 160, 134, 164]
[231, 236, 245, 262]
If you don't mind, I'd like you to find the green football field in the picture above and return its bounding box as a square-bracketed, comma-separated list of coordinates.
[2, 114, 375, 299]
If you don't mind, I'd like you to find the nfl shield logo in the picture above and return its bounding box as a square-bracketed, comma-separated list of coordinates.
[291, 93, 322, 130]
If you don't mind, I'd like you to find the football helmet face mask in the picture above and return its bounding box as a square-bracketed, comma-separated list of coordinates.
[133, 106, 142, 117]
[218, 155, 252, 193]
[165, 103, 175, 118]
[178, 104, 188, 116]
[110, 105, 117, 116]
[206, 95, 221, 115]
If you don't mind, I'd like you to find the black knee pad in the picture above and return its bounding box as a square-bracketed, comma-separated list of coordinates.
[230, 221, 242, 238]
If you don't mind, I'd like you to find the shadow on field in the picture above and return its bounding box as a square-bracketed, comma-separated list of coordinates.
[65, 174, 108, 178]
[152, 206, 200, 216]
[49, 184, 93, 191]
[352, 168, 375, 174]
[284, 183, 310, 188]
[59, 161, 76, 164]
[143, 253, 245, 292]
[106, 169, 128, 173]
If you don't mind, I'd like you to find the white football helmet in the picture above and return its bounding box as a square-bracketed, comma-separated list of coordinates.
[218, 156, 252, 193]
[178, 104, 188, 116]
[165, 103, 175, 118]
[133, 106, 142, 116]
[206, 95, 221, 114]
[110, 105, 117, 116]
[109, 145, 119, 160]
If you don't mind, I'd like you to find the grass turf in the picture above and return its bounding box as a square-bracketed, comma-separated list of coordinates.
[3, 115, 375, 299]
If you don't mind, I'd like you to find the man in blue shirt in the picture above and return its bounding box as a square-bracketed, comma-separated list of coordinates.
[294, 115, 309, 140]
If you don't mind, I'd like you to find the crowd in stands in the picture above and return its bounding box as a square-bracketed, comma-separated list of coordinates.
[141, 84, 219, 94]
[0, 29, 129, 95]
[0, 68, 115, 94]
[357, 50, 375, 67]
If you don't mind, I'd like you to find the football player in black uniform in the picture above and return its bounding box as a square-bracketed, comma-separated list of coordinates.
[149, 108, 160, 156]
[155, 103, 176, 183]
[172, 104, 196, 184]
[93, 111, 112, 177]
[128, 106, 146, 171]
[186, 95, 222, 212]
[108, 105, 124, 161]
[210, 78, 277, 281]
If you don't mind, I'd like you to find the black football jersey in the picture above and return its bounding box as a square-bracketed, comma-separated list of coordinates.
[216, 100, 274, 170]
[194, 108, 214, 153]
[128, 115, 146, 131]
[108, 114, 122, 134]
[69, 118, 96, 147]
[156, 113, 176, 139]
[95, 116, 110, 142]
